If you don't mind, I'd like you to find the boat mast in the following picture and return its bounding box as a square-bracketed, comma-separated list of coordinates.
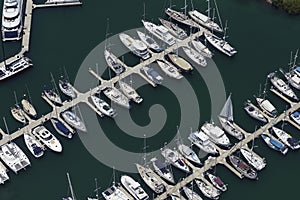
[222, 20, 228, 41]
[3, 117, 10, 142]
[288, 51, 293, 71]
[50, 72, 61, 98]
[25, 84, 33, 104]
[1, 39, 7, 69]
[13, 91, 19, 106]
[94, 178, 100, 199]
[66, 172, 76, 200]
[213, 0, 223, 30]
[206, 0, 210, 19]
[292, 49, 299, 69]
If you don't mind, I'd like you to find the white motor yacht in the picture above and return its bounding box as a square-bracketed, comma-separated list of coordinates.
[201, 122, 231, 147]
[121, 175, 149, 200]
[32, 126, 62, 152]
[188, 130, 218, 154]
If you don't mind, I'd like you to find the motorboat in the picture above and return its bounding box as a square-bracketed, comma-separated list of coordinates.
[50, 118, 73, 139]
[91, 95, 117, 117]
[11, 105, 26, 124]
[104, 49, 126, 74]
[21, 99, 37, 118]
[256, 97, 277, 117]
[201, 122, 231, 147]
[244, 100, 267, 123]
[182, 46, 207, 67]
[290, 111, 300, 125]
[136, 163, 164, 194]
[272, 127, 300, 150]
[137, 31, 162, 53]
[32, 126, 62, 152]
[161, 148, 191, 173]
[268, 72, 298, 101]
[188, 130, 218, 154]
[240, 148, 266, 171]
[191, 40, 213, 58]
[118, 80, 143, 104]
[206, 173, 227, 192]
[121, 175, 149, 200]
[204, 32, 237, 57]
[0, 57, 32, 81]
[23, 131, 44, 158]
[158, 18, 187, 40]
[141, 20, 176, 46]
[43, 88, 62, 105]
[102, 185, 131, 200]
[59, 80, 76, 99]
[119, 33, 151, 60]
[229, 155, 257, 180]
[188, 10, 223, 33]
[150, 157, 175, 184]
[178, 143, 201, 165]
[261, 133, 288, 155]
[0, 142, 30, 174]
[103, 87, 130, 109]
[61, 110, 87, 132]
[167, 53, 193, 72]
[141, 66, 163, 85]
[195, 179, 220, 199]
[156, 60, 183, 79]
[165, 8, 200, 28]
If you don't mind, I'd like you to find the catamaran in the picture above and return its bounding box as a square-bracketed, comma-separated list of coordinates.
[182, 46, 207, 67]
[156, 60, 183, 79]
[91, 95, 116, 117]
[201, 122, 231, 147]
[218, 94, 244, 140]
[188, 130, 218, 154]
[61, 110, 87, 132]
[244, 100, 267, 123]
[23, 131, 44, 158]
[150, 157, 175, 184]
[256, 97, 277, 117]
[261, 133, 288, 155]
[118, 80, 143, 104]
[32, 126, 62, 152]
[167, 53, 193, 72]
[272, 127, 300, 150]
[121, 175, 149, 200]
[0, 162, 9, 184]
[136, 31, 162, 53]
[240, 148, 266, 171]
[119, 33, 151, 60]
[103, 87, 130, 109]
[141, 66, 163, 85]
[141, 20, 176, 46]
[104, 49, 126, 75]
[195, 179, 220, 200]
[229, 155, 257, 180]
[0, 57, 32, 81]
[59, 80, 76, 99]
[50, 118, 73, 139]
[158, 18, 187, 40]
[191, 40, 213, 58]
[206, 173, 227, 192]
[161, 148, 191, 173]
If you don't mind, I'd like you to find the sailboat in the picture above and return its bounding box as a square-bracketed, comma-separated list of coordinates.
[218, 94, 243, 140]
[182, 186, 202, 200]
[159, 18, 187, 40]
[117, 79, 143, 104]
[61, 110, 87, 132]
[91, 94, 117, 118]
[136, 31, 162, 53]
[244, 100, 267, 123]
[272, 127, 300, 150]
[150, 157, 175, 184]
[229, 155, 257, 180]
[261, 132, 288, 155]
[103, 87, 131, 109]
[240, 148, 266, 171]
[62, 173, 76, 200]
[167, 53, 193, 72]
[23, 131, 44, 158]
[191, 39, 213, 58]
[182, 46, 207, 67]
[59, 80, 76, 99]
[195, 179, 220, 199]
[256, 97, 277, 117]
[161, 147, 191, 173]
[156, 60, 183, 79]
[87, 178, 100, 200]
[104, 49, 126, 75]
[50, 118, 73, 139]
[206, 172, 227, 192]
[21, 87, 37, 118]
[44, 73, 63, 105]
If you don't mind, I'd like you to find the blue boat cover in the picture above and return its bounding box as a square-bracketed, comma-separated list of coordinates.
[296, 67, 300, 73]
[56, 120, 70, 135]
[270, 138, 284, 148]
[293, 112, 300, 118]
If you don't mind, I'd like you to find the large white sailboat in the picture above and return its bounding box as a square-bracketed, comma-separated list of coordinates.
[204, 32, 237, 57]
[272, 127, 300, 150]
[182, 186, 202, 200]
[201, 122, 231, 147]
[158, 18, 187, 40]
[195, 179, 220, 200]
[104, 49, 126, 75]
[244, 100, 267, 123]
[103, 87, 130, 109]
[32, 126, 62, 152]
[191, 40, 213, 58]
[0, 142, 30, 174]
[136, 31, 162, 53]
[161, 148, 191, 173]
[182, 46, 207, 67]
[165, 8, 200, 28]
[141, 66, 163, 85]
[43, 88, 62, 105]
[59, 80, 76, 99]
[50, 118, 73, 139]
[91, 95, 116, 118]
[261, 133, 288, 155]
[206, 173, 227, 192]
[141, 20, 176, 46]
[156, 60, 183, 79]
[21, 99, 37, 118]
[150, 157, 175, 184]
[1, 0, 24, 41]
[121, 175, 149, 200]
[218, 94, 244, 140]
[118, 80, 143, 104]
[62, 110, 87, 132]
[178, 143, 201, 165]
[119, 33, 151, 60]
[240, 148, 266, 171]
[188, 130, 218, 154]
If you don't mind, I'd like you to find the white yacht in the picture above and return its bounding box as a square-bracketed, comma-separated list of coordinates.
[244, 100, 267, 123]
[207, 173, 227, 192]
[165, 8, 200, 28]
[201, 122, 230, 147]
[150, 157, 175, 184]
[59, 80, 76, 99]
[0, 57, 32, 81]
[32, 126, 62, 152]
[61, 110, 87, 132]
[23, 131, 44, 158]
[141, 66, 163, 85]
[195, 179, 220, 200]
[0, 142, 30, 174]
[11, 105, 26, 124]
[261, 133, 288, 155]
[136, 31, 162, 53]
[119, 33, 151, 60]
[182, 186, 203, 200]
[178, 144, 201, 165]
[104, 49, 126, 74]
[188, 130, 218, 154]
[204, 32, 237, 57]
[159, 18, 187, 40]
[219, 94, 244, 140]
[240, 148, 266, 171]
[91, 95, 116, 118]
[1, 0, 24, 41]
[256, 97, 277, 117]
[43, 88, 62, 105]
[103, 87, 130, 109]
[102, 185, 131, 200]
[121, 175, 149, 200]
[290, 111, 300, 125]
[272, 127, 300, 150]
[268, 72, 298, 101]
[161, 148, 191, 173]
[156, 60, 182, 79]
[118, 81, 143, 104]
[142, 20, 176, 46]
[191, 40, 213, 58]
[182, 46, 207, 67]
[50, 118, 73, 139]
[21, 99, 37, 118]
[136, 163, 164, 194]
[188, 10, 223, 33]
[167, 53, 193, 72]
[0, 162, 9, 184]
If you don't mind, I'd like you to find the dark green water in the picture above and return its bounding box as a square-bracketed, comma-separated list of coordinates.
[0, 0, 299, 199]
